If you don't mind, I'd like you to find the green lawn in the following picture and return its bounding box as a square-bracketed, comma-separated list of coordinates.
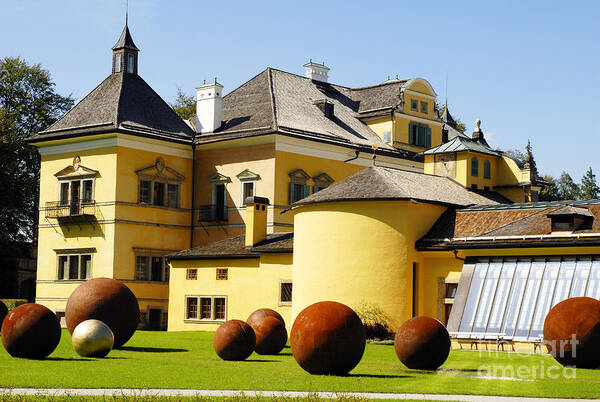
[0, 330, 599, 399]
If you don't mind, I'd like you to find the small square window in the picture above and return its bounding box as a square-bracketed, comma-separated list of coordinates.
[186, 269, 197, 280]
[280, 282, 292, 305]
[411, 99, 418, 111]
[216, 268, 228, 280]
[420, 101, 428, 114]
[446, 283, 458, 298]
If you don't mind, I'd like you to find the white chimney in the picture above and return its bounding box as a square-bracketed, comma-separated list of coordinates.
[195, 80, 223, 133]
[304, 60, 330, 83]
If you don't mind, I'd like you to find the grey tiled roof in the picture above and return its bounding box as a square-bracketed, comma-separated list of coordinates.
[547, 205, 593, 217]
[28, 73, 195, 143]
[168, 232, 293, 260]
[422, 136, 501, 157]
[195, 69, 422, 159]
[292, 166, 506, 208]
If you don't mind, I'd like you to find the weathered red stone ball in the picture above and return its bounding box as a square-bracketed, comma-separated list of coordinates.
[247, 308, 287, 355]
[65, 278, 140, 348]
[1, 303, 61, 359]
[543, 297, 600, 368]
[213, 319, 256, 361]
[247, 308, 285, 326]
[0, 301, 8, 327]
[290, 301, 366, 375]
[394, 316, 450, 370]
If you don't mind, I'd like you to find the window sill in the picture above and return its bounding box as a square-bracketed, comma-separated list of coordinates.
[53, 279, 88, 283]
[136, 203, 185, 211]
[122, 279, 169, 284]
[278, 302, 292, 307]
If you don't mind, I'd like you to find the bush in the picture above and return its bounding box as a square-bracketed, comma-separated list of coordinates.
[0, 299, 28, 311]
[355, 301, 395, 340]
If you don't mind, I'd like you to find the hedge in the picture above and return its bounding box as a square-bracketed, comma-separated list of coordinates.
[0, 299, 28, 311]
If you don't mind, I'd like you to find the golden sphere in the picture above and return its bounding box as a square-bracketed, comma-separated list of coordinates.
[72, 319, 114, 358]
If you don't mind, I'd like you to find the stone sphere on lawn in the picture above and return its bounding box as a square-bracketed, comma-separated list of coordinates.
[213, 319, 256, 361]
[1, 303, 61, 359]
[72, 319, 114, 358]
[290, 301, 365, 375]
[65, 277, 140, 348]
[394, 316, 450, 370]
[247, 308, 287, 355]
[543, 297, 600, 368]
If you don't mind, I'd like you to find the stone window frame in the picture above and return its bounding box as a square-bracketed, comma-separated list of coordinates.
[279, 280, 293, 306]
[185, 295, 227, 322]
[136, 157, 185, 209]
[133, 248, 174, 283]
[55, 249, 94, 281]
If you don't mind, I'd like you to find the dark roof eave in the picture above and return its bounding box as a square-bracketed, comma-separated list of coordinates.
[28, 126, 194, 146]
[168, 254, 259, 261]
[250, 248, 293, 253]
[195, 129, 419, 160]
[293, 196, 467, 209]
[416, 238, 600, 251]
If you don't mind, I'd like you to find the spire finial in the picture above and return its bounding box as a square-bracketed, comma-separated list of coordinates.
[126, 0, 129, 26]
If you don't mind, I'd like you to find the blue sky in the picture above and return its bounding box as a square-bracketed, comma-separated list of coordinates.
[3, 0, 599, 179]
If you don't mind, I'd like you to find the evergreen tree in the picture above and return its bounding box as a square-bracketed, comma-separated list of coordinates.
[557, 172, 580, 201]
[579, 167, 600, 200]
[171, 87, 196, 120]
[539, 175, 560, 201]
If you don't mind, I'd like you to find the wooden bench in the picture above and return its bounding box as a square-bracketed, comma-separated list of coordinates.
[449, 332, 515, 351]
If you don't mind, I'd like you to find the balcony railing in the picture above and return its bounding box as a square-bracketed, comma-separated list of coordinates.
[198, 204, 228, 222]
[45, 200, 97, 219]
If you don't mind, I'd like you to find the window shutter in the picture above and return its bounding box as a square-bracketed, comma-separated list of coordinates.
[303, 184, 310, 198]
[289, 182, 295, 205]
[418, 125, 424, 146]
[426, 127, 431, 147]
[408, 123, 413, 144]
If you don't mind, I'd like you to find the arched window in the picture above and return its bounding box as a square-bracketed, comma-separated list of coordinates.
[484, 160, 491, 179]
[471, 157, 479, 177]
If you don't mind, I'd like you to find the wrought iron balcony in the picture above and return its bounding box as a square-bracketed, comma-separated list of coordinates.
[198, 204, 228, 222]
[45, 200, 97, 219]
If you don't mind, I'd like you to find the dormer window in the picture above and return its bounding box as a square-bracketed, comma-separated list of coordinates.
[127, 54, 134, 73]
[547, 206, 593, 232]
[114, 53, 122, 73]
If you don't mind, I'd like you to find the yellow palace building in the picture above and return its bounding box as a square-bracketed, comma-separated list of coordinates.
[30, 25, 555, 334]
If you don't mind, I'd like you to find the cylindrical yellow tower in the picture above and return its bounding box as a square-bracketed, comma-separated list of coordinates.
[292, 200, 445, 330]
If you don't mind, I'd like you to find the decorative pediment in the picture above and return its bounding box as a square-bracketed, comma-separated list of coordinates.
[208, 172, 231, 183]
[288, 169, 310, 183]
[312, 173, 334, 187]
[54, 156, 99, 179]
[135, 157, 185, 182]
[236, 169, 260, 182]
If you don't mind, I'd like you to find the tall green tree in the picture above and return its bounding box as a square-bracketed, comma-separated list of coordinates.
[579, 167, 600, 200]
[171, 87, 196, 120]
[539, 175, 560, 201]
[0, 56, 73, 296]
[557, 172, 580, 201]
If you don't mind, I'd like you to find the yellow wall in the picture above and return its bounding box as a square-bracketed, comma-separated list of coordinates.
[35, 133, 194, 321]
[292, 200, 446, 330]
[168, 253, 293, 331]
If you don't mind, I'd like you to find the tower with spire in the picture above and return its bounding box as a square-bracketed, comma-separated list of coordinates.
[112, 19, 139, 75]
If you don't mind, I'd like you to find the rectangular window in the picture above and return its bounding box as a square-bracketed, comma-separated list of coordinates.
[139, 180, 151, 204]
[446, 283, 458, 298]
[167, 184, 179, 208]
[185, 296, 227, 321]
[57, 254, 91, 280]
[383, 131, 391, 143]
[216, 268, 228, 280]
[186, 269, 197, 280]
[420, 101, 428, 114]
[200, 297, 212, 319]
[127, 54, 134, 73]
[60, 182, 70, 204]
[153, 182, 165, 206]
[242, 182, 254, 204]
[135, 256, 149, 281]
[214, 298, 226, 320]
[411, 99, 418, 111]
[408, 123, 431, 147]
[280, 282, 292, 304]
[114, 53, 121, 73]
[289, 182, 310, 204]
[186, 298, 198, 319]
[82, 180, 93, 202]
